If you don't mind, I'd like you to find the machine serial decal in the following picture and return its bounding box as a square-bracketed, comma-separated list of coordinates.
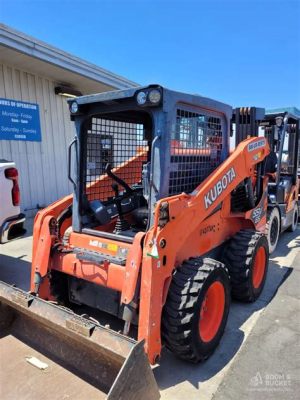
[204, 167, 236, 209]
[248, 139, 266, 152]
[89, 239, 105, 248]
[200, 225, 216, 235]
[89, 240, 118, 252]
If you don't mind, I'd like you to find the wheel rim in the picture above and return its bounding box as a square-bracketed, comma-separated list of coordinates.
[199, 281, 225, 342]
[252, 247, 266, 289]
[270, 217, 279, 245]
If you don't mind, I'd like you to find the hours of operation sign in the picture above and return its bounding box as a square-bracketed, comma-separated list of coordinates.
[0, 98, 42, 141]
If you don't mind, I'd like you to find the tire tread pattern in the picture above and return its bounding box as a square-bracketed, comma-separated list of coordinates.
[223, 229, 268, 302]
[162, 257, 228, 363]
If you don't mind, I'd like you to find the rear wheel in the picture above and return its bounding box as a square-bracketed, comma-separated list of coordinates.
[162, 258, 230, 363]
[266, 207, 280, 253]
[287, 204, 298, 232]
[223, 230, 269, 302]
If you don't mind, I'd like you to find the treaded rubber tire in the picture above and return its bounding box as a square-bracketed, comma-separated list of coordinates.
[223, 230, 269, 302]
[162, 257, 230, 363]
[287, 204, 299, 232]
[266, 207, 280, 254]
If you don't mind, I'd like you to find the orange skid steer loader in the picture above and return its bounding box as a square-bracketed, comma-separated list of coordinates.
[0, 85, 271, 398]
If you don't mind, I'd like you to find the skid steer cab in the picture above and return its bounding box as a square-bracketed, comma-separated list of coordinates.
[4, 84, 270, 396]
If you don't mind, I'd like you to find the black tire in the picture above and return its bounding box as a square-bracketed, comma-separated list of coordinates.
[162, 258, 230, 363]
[266, 207, 280, 254]
[287, 204, 298, 232]
[223, 230, 269, 302]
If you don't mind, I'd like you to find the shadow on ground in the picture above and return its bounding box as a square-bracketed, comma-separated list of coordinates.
[0, 216, 298, 396]
[0, 254, 31, 290]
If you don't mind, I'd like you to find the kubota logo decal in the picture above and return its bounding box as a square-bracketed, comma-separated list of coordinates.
[204, 167, 236, 209]
[248, 139, 266, 152]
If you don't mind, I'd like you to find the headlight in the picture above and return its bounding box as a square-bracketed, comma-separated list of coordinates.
[70, 101, 79, 113]
[148, 89, 161, 104]
[136, 91, 147, 105]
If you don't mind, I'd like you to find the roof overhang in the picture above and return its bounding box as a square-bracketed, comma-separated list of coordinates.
[266, 107, 300, 120]
[0, 23, 138, 95]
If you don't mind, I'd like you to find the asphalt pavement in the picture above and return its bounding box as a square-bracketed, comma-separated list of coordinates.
[212, 234, 300, 400]
[0, 219, 299, 399]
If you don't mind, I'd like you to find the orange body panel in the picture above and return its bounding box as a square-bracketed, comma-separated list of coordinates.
[121, 232, 145, 304]
[31, 150, 147, 291]
[138, 137, 269, 362]
[51, 252, 125, 292]
[31, 195, 73, 293]
[69, 231, 132, 256]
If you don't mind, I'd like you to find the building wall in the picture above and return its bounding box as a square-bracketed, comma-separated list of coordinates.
[0, 62, 75, 214]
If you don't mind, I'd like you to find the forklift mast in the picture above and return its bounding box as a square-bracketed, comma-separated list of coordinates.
[233, 107, 265, 146]
[233, 107, 300, 185]
[264, 109, 300, 186]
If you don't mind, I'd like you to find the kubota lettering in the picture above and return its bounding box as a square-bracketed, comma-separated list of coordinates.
[204, 167, 236, 209]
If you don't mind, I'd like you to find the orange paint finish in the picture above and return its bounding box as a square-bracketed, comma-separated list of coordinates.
[121, 232, 145, 305]
[137, 136, 270, 364]
[50, 252, 125, 292]
[32, 195, 73, 265]
[30, 135, 271, 366]
[31, 195, 73, 292]
[59, 217, 72, 239]
[252, 246, 266, 289]
[37, 276, 55, 301]
[138, 248, 167, 363]
[199, 281, 225, 342]
[30, 215, 57, 292]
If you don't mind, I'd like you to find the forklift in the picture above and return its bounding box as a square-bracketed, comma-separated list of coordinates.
[234, 107, 300, 253]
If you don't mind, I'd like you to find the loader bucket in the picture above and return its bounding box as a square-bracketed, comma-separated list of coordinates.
[0, 281, 160, 400]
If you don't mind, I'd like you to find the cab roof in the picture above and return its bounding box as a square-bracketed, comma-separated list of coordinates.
[68, 84, 232, 117]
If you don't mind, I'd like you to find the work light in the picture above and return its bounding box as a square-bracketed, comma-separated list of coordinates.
[136, 91, 147, 105]
[148, 89, 161, 104]
[70, 101, 79, 114]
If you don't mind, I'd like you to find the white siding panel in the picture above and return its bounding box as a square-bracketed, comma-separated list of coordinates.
[27, 72, 46, 208]
[0, 65, 12, 162]
[0, 62, 76, 214]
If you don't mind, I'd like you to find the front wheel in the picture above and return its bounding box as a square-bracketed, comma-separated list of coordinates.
[162, 258, 230, 363]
